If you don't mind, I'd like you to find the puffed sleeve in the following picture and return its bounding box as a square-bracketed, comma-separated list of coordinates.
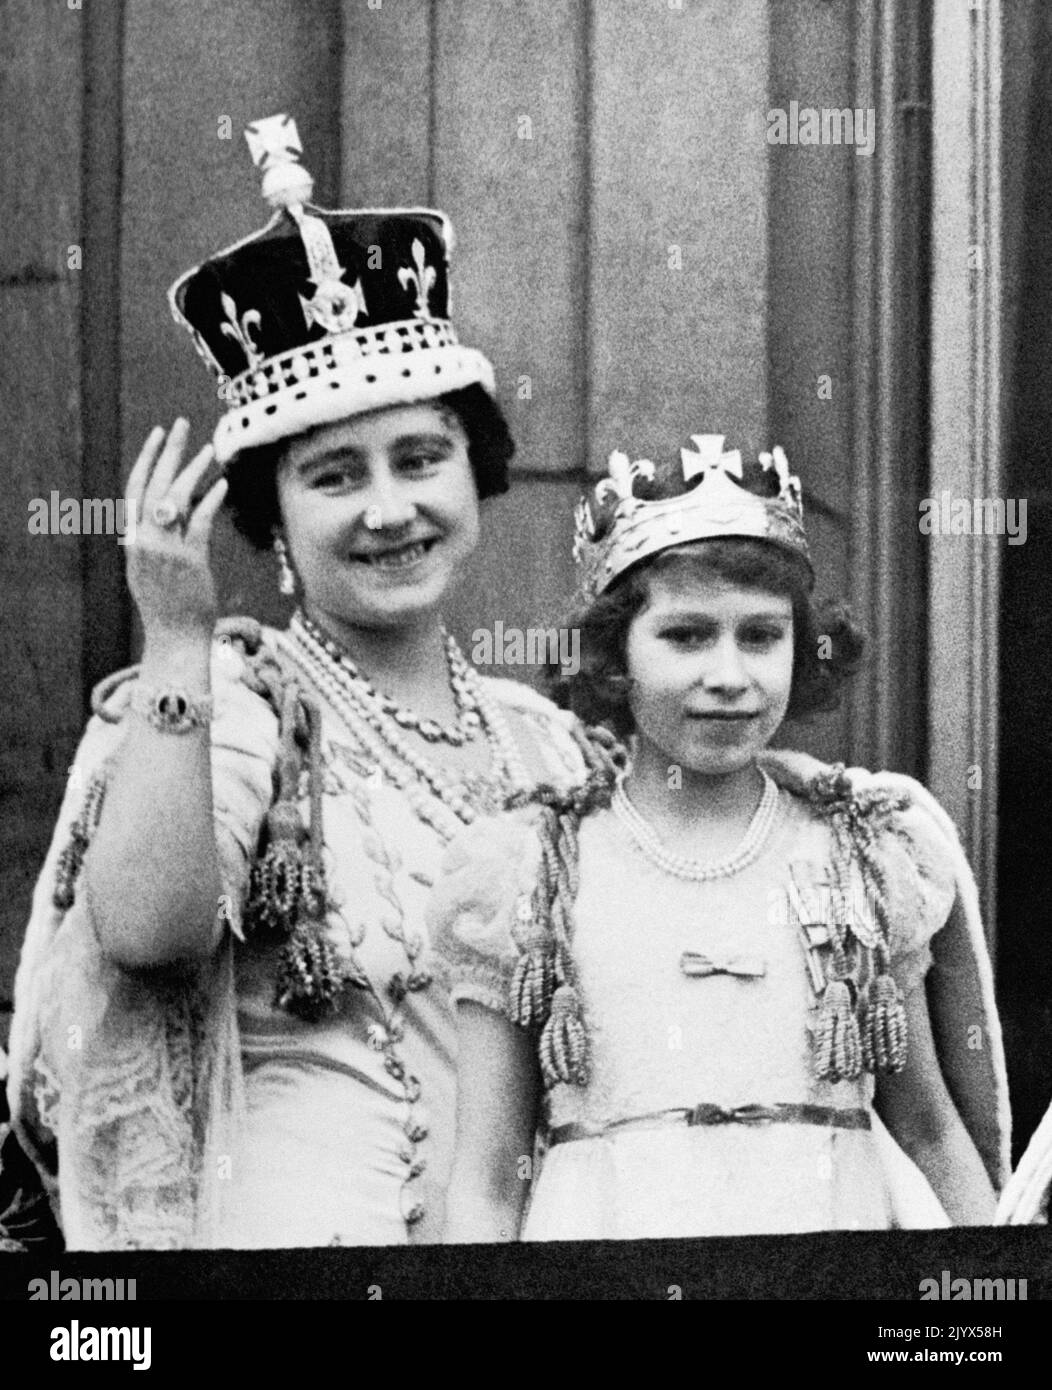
[426, 806, 545, 1015]
[877, 781, 960, 991]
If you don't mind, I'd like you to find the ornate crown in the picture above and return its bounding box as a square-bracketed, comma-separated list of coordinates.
[168, 114, 495, 466]
[573, 434, 811, 599]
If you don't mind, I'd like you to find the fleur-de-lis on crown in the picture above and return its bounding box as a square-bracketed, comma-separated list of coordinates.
[397, 238, 437, 320]
[219, 292, 264, 369]
[596, 450, 656, 504]
[758, 448, 786, 488]
[759, 445, 802, 511]
[680, 434, 743, 483]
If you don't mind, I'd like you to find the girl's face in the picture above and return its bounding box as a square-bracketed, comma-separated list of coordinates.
[625, 567, 795, 778]
[275, 402, 480, 631]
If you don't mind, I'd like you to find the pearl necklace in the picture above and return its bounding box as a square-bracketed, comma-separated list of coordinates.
[298, 612, 483, 746]
[285, 617, 530, 842]
[612, 771, 781, 881]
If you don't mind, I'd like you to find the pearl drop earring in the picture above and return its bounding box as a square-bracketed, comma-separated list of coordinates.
[273, 534, 297, 597]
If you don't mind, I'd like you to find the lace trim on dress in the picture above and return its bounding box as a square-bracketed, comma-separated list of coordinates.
[6, 624, 272, 1250]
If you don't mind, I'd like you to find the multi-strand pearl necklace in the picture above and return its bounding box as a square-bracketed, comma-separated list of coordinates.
[286, 612, 530, 842]
[299, 613, 483, 746]
[612, 770, 781, 881]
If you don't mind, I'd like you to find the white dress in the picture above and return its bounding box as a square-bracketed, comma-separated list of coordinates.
[6, 626, 585, 1249]
[429, 759, 1010, 1240]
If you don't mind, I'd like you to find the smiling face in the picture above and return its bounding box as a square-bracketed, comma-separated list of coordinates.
[624, 565, 795, 779]
[274, 402, 480, 632]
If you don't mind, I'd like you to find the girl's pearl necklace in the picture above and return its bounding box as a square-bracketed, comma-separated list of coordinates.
[612, 770, 781, 881]
[285, 614, 530, 842]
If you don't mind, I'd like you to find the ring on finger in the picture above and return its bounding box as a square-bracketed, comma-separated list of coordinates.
[152, 498, 186, 531]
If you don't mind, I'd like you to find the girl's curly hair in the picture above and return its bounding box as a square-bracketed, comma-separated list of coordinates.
[223, 383, 514, 551]
[547, 539, 865, 739]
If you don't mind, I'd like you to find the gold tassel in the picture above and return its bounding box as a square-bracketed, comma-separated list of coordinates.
[814, 977, 862, 1083]
[860, 972, 908, 1074]
[297, 856, 327, 920]
[247, 803, 308, 933]
[274, 921, 344, 1020]
[538, 984, 589, 1087]
[510, 948, 555, 1026]
[509, 892, 556, 1026]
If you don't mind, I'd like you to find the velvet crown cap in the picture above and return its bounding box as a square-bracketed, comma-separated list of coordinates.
[168, 113, 495, 466]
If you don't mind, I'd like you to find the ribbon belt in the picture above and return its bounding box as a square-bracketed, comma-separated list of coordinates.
[548, 1102, 871, 1146]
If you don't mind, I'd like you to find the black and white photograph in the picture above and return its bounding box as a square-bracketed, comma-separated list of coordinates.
[1, 0, 1050, 1348]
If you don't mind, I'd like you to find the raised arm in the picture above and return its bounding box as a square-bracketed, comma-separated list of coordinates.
[84, 420, 230, 971]
[443, 1001, 540, 1243]
[875, 977, 996, 1225]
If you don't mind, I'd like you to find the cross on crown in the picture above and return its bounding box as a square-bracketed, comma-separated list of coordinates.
[245, 113, 304, 172]
[245, 113, 314, 208]
[680, 434, 743, 482]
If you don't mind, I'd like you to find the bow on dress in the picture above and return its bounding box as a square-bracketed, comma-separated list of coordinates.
[679, 949, 767, 978]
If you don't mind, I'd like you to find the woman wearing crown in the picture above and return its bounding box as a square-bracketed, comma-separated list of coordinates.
[3, 117, 589, 1250]
[430, 436, 1010, 1240]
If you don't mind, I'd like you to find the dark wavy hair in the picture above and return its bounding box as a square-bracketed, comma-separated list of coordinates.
[548, 538, 865, 739]
[223, 383, 514, 550]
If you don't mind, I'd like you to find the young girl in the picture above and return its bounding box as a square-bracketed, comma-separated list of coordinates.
[429, 434, 1010, 1240]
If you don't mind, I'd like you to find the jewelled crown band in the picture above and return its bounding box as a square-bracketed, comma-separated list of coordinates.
[168, 113, 495, 466]
[573, 434, 812, 600]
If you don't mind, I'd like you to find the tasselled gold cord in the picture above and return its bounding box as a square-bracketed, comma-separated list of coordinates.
[804, 766, 911, 1081]
[504, 723, 627, 1089]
